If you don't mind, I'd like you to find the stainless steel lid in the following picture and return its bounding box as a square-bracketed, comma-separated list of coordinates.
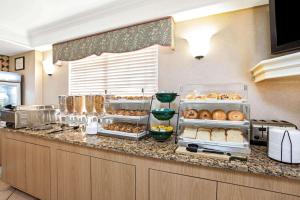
[251, 119, 296, 127]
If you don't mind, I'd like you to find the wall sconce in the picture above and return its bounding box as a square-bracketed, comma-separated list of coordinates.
[42, 59, 55, 76]
[186, 36, 211, 59]
[184, 27, 216, 59]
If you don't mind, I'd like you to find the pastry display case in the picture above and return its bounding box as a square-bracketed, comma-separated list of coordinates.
[176, 83, 251, 154]
[98, 94, 151, 139]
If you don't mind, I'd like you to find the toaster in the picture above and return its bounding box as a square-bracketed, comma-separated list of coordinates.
[0, 105, 58, 129]
[250, 120, 297, 146]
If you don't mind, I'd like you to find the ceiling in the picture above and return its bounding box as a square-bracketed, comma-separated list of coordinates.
[0, 0, 268, 56]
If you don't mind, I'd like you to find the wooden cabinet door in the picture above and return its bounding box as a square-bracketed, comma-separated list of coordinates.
[26, 143, 51, 200]
[4, 139, 26, 190]
[149, 169, 217, 200]
[57, 150, 91, 200]
[217, 183, 300, 200]
[91, 158, 135, 200]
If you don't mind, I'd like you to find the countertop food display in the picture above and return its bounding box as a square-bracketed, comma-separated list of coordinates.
[3, 127, 300, 180]
[177, 83, 251, 154]
[98, 95, 151, 139]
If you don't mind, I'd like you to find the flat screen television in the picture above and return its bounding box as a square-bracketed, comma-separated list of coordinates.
[270, 0, 300, 54]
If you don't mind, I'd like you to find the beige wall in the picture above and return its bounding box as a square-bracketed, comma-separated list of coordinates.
[9, 51, 43, 105]
[159, 5, 300, 127]
[18, 5, 300, 127]
[42, 50, 68, 105]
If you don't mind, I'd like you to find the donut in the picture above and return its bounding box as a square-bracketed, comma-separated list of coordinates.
[184, 109, 198, 119]
[212, 109, 227, 120]
[198, 110, 212, 120]
[227, 110, 244, 121]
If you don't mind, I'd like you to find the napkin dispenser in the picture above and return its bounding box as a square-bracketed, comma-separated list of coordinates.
[268, 128, 300, 164]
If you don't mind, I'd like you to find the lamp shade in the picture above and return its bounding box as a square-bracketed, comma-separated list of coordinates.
[42, 59, 55, 75]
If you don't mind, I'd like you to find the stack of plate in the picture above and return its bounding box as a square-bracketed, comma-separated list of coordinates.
[268, 127, 300, 164]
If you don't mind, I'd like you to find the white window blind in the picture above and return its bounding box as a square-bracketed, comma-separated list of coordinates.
[69, 45, 158, 96]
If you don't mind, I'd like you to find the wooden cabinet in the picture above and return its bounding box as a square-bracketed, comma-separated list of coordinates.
[57, 150, 91, 200]
[4, 139, 26, 190]
[91, 158, 135, 200]
[217, 183, 300, 200]
[3, 138, 51, 200]
[2, 131, 300, 200]
[149, 169, 217, 200]
[26, 143, 51, 200]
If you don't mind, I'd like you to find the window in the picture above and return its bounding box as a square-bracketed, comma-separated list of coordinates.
[69, 45, 158, 96]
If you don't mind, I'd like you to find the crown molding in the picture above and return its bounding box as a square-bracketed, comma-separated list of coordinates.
[28, 0, 230, 46]
[0, 25, 30, 47]
[0, 0, 268, 53]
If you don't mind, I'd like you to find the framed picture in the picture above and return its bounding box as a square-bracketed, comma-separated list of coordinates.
[15, 57, 25, 71]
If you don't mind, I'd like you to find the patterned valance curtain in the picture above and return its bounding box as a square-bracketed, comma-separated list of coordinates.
[53, 17, 174, 63]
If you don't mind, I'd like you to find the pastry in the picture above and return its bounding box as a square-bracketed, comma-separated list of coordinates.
[227, 129, 244, 143]
[196, 128, 211, 141]
[198, 110, 212, 120]
[212, 109, 227, 120]
[195, 95, 206, 100]
[132, 127, 142, 133]
[185, 94, 196, 100]
[229, 93, 242, 100]
[181, 127, 197, 139]
[184, 109, 198, 119]
[207, 93, 218, 99]
[218, 93, 229, 100]
[211, 128, 226, 142]
[124, 110, 131, 116]
[227, 110, 245, 121]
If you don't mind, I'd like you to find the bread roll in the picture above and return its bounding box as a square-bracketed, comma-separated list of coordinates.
[198, 110, 212, 120]
[207, 93, 218, 99]
[211, 128, 226, 142]
[182, 127, 197, 139]
[212, 109, 227, 120]
[218, 93, 229, 100]
[227, 129, 244, 143]
[229, 93, 242, 100]
[227, 110, 245, 121]
[185, 94, 196, 100]
[196, 128, 211, 141]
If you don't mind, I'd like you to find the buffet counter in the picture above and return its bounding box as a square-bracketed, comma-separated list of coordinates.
[1, 126, 300, 200]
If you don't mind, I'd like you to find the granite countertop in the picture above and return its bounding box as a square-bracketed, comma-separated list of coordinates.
[3, 126, 300, 180]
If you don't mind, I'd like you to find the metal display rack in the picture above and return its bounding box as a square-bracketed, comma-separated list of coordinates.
[176, 83, 251, 154]
[97, 89, 151, 140]
[147, 93, 180, 142]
